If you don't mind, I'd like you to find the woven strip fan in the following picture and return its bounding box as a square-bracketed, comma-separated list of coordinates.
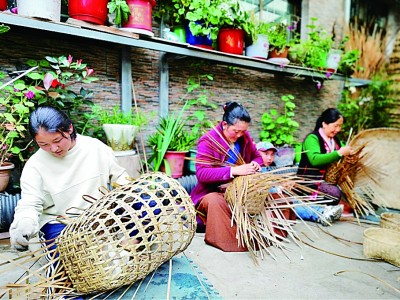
[324, 128, 400, 217]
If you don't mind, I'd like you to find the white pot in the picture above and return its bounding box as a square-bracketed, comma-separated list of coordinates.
[17, 0, 61, 22]
[245, 34, 269, 59]
[102, 124, 139, 151]
[326, 49, 343, 73]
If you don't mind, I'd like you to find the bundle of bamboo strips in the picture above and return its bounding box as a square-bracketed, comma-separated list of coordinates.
[343, 20, 388, 79]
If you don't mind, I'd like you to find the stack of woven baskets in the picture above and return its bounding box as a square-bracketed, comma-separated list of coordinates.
[363, 212, 400, 267]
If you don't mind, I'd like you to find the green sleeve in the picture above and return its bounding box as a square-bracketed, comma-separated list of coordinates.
[303, 134, 341, 166]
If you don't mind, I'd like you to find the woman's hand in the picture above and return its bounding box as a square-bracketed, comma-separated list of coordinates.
[231, 161, 261, 176]
[338, 145, 352, 157]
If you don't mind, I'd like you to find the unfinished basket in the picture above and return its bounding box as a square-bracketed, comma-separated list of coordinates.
[363, 227, 400, 267]
[380, 212, 400, 231]
[56, 172, 196, 294]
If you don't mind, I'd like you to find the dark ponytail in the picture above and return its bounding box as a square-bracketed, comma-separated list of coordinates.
[222, 101, 251, 125]
[314, 108, 343, 131]
[29, 106, 77, 140]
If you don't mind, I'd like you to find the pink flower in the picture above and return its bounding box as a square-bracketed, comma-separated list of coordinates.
[76, 59, 82, 66]
[24, 90, 35, 99]
[67, 55, 73, 66]
[86, 68, 94, 76]
[316, 81, 322, 90]
[326, 72, 332, 78]
[43, 73, 54, 90]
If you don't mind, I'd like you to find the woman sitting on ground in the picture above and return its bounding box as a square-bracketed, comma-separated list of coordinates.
[256, 141, 343, 225]
[190, 101, 263, 252]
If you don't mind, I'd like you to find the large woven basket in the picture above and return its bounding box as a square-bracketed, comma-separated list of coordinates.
[363, 227, 400, 267]
[380, 212, 400, 231]
[56, 172, 196, 294]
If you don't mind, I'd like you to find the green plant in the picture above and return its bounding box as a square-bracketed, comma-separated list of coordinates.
[266, 21, 291, 54]
[147, 103, 194, 172]
[185, 0, 251, 42]
[338, 75, 395, 141]
[0, 24, 10, 34]
[153, 0, 189, 27]
[92, 105, 147, 127]
[23, 55, 99, 135]
[184, 67, 217, 141]
[107, 0, 131, 27]
[337, 49, 360, 76]
[0, 72, 35, 166]
[259, 94, 299, 147]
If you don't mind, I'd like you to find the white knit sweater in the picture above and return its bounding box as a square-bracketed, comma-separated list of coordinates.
[11, 134, 130, 232]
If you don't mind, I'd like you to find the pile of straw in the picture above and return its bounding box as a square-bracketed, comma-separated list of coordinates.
[0, 172, 196, 298]
[343, 21, 388, 79]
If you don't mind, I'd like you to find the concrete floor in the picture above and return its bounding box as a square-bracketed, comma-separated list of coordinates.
[185, 219, 400, 299]
[0, 218, 399, 299]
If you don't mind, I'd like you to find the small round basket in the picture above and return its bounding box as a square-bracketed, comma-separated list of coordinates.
[56, 172, 196, 294]
[363, 227, 400, 267]
[380, 212, 400, 231]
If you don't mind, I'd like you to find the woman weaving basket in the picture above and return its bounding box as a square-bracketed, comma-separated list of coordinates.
[296, 108, 352, 218]
[190, 102, 263, 252]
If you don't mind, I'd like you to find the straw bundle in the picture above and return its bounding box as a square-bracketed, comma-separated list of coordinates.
[0, 172, 196, 298]
[224, 168, 329, 260]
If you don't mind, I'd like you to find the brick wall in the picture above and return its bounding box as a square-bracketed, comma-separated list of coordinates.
[0, 16, 344, 154]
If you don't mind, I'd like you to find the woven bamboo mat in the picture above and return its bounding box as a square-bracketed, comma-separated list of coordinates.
[84, 254, 222, 300]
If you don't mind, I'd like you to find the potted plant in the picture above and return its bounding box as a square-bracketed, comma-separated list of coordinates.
[259, 94, 299, 167]
[216, 0, 252, 55]
[245, 20, 272, 59]
[147, 103, 197, 178]
[108, 0, 156, 34]
[91, 105, 147, 152]
[266, 20, 291, 58]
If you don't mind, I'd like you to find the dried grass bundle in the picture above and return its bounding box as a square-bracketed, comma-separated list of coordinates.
[225, 169, 331, 261]
[0, 172, 196, 298]
[344, 20, 388, 79]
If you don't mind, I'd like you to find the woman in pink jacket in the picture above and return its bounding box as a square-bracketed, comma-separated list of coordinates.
[190, 102, 263, 252]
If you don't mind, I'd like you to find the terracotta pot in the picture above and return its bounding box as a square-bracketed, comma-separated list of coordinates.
[68, 0, 109, 25]
[0, 162, 15, 192]
[122, 0, 156, 33]
[218, 28, 245, 55]
[0, 0, 8, 11]
[268, 46, 289, 59]
[161, 151, 188, 179]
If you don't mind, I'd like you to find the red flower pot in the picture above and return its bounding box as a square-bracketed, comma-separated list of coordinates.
[218, 28, 245, 55]
[0, 0, 7, 11]
[68, 0, 109, 25]
[122, 0, 156, 33]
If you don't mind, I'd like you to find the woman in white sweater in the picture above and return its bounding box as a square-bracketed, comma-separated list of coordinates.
[10, 106, 130, 251]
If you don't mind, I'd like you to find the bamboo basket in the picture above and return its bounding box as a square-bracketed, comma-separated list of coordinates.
[363, 227, 400, 267]
[380, 212, 400, 232]
[0, 172, 196, 298]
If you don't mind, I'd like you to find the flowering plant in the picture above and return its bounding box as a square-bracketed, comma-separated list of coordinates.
[0, 55, 98, 166]
[0, 72, 34, 166]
